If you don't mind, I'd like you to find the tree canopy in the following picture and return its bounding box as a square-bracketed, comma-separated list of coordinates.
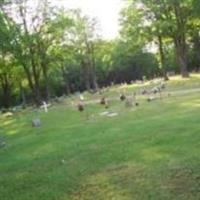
[0, 0, 200, 108]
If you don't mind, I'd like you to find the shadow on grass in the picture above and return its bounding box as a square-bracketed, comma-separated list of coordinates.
[68, 161, 200, 200]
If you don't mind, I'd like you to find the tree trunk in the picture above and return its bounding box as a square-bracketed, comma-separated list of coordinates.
[22, 63, 40, 105]
[19, 81, 26, 106]
[158, 34, 169, 80]
[61, 66, 71, 95]
[192, 31, 200, 72]
[31, 56, 41, 105]
[0, 74, 11, 108]
[174, 37, 189, 77]
[2, 87, 11, 108]
[22, 58, 41, 106]
[90, 44, 99, 91]
[173, 3, 189, 78]
[19, 5, 41, 105]
[38, 39, 50, 101]
[82, 59, 91, 91]
[42, 62, 50, 102]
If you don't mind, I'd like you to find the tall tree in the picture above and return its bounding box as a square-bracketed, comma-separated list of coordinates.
[122, 0, 196, 77]
[67, 10, 100, 91]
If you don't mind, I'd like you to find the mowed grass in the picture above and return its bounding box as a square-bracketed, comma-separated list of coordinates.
[0, 80, 200, 200]
[72, 74, 200, 103]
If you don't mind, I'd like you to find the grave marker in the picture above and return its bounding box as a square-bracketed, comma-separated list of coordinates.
[43, 101, 48, 113]
[32, 118, 41, 127]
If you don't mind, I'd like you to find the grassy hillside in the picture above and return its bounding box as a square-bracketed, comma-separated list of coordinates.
[0, 75, 200, 200]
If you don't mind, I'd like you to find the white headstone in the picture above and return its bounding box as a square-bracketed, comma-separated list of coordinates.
[107, 112, 118, 117]
[32, 118, 41, 127]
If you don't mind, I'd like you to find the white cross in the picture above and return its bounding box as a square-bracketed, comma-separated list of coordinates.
[43, 101, 48, 113]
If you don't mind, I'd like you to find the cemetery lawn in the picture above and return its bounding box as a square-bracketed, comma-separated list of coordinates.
[0, 79, 200, 200]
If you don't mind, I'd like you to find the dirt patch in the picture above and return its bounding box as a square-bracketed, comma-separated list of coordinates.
[162, 167, 200, 198]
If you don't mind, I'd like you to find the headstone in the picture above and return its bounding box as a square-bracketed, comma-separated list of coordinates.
[105, 102, 109, 109]
[141, 89, 148, 95]
[147, 96, 155, 102]
[135, 102, 139, 106]
[125, 98, 133, 108]
[120, 94, 126, 101]
[160, 82, 166, 89]
[77, 102, 84, 112]
[142, 76, 147, 82]
[3, 112, 13, 117]
[152, 87, 160, 94]
[107, 112, 118, 117]
[99, 111, 118, 117]
[12, 107, 17, 112]
[100, 97, 106, 105]
[99, 111, 109, 116]
[32, 118, 41, 127]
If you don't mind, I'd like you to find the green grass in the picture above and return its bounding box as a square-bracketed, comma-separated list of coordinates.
[67, 73, 200, 102]
[0, 76, 200, 200]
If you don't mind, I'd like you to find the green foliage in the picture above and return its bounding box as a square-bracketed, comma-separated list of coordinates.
[0, 0, 200, 107]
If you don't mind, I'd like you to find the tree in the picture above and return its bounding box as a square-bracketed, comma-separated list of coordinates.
[188, 0, 200, 71]
[121, 0, 198, 77]
[1, 0, 73, 104]
[66, 10, 100, 91]
[0, 9, 16, 108]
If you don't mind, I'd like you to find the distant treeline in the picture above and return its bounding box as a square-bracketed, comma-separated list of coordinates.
[0, 0, 200, 108]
